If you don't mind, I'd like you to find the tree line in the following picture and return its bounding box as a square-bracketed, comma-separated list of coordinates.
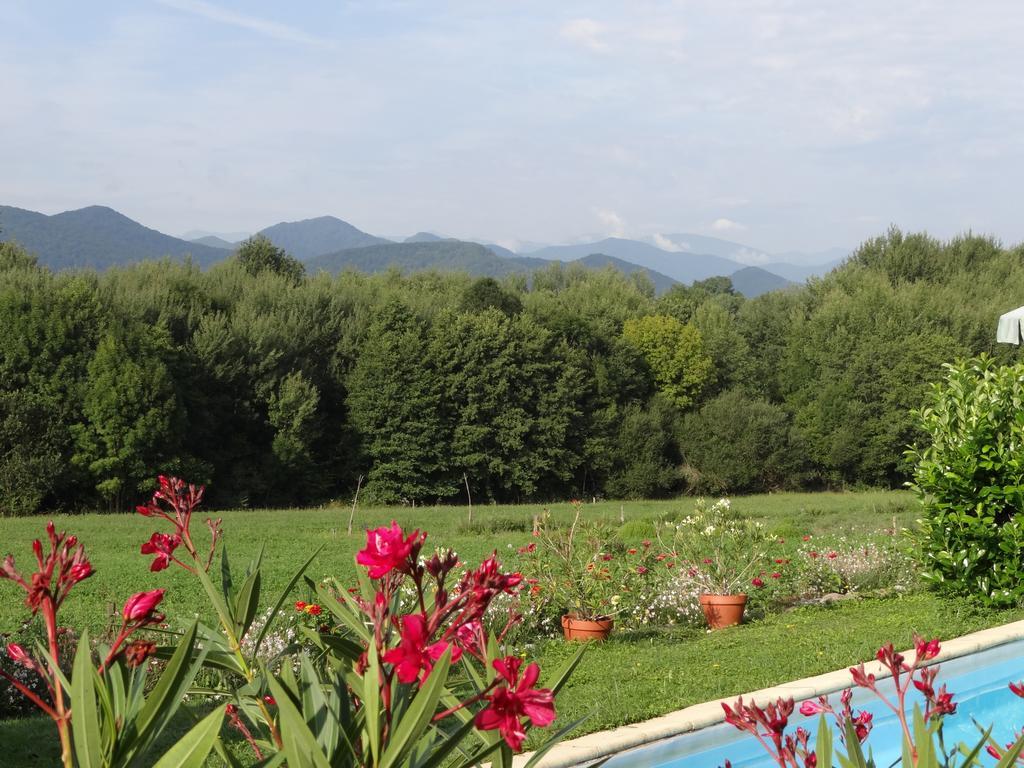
[1, 229, 1021, 514]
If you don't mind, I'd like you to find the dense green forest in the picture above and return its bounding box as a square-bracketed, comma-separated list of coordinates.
[0, 229, 1020, 514]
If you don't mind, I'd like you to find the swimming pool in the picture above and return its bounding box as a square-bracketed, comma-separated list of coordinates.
[603, 639, 1024, 768]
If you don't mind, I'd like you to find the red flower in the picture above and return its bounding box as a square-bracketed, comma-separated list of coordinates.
[702, 558, 713, 564]
[771, 572, 781, 579]
[295, 601, 307, 611]
[517, 542, 536, 554]
[474, 657, 555, 751]
[140, 532, 181, 572]
[356, 521, 422, 578]
[68, 561, 93, 584]
[468, 555, 522, 601]
[827, 551, 838, 560]
[264, 695, 276, 706]
[751, 577, 765, 588]
[914, 635, 941, 662]
[600, 553, 613, 561]
[802, 535, 811, 541]
[1010, 681, 1024, 699]
[799, 700, 825, 716]
[122, 589, 165, 622]
[305, 604, 322, 616]
[455, 620, 483, 655]
[642, 540, 651, 549]
[627, 548, 638, 555]
[636, 566, 649, 575]
[6, 643, 32, 669]
[382, 614, 460, 684]
[809, 552, 819, 559]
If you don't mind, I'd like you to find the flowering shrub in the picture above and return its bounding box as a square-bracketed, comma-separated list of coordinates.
[0, 517, 221, 768]
[514, 501, 666, 624]
[795, 539, 918, 597]
[722, 634, 1024, 768]
[659, 498, 771, 595]
[1, 476, 577, 767]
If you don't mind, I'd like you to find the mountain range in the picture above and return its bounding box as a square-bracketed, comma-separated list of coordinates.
[0, 204, 849, 297]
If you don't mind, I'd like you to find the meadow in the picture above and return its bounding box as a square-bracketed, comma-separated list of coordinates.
[4, 489, 1023, 765]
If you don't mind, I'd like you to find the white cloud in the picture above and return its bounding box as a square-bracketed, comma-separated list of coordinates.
[652, 233, 684, 252]
[560, 18, 610, 53]
[732, 247, 771, 265]
[711, 217, 747, 233]
[157, 0, 329, 46]
[596, 209, 626, 237]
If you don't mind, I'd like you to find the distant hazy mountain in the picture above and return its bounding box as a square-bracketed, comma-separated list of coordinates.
[308, 240, 548, 277]
[480, 242, 517, 259]
[729, 266, 794, 297]
[306, 240, 684, 292]
[770, 247, 850, 266]
[759, 257, 847, 282]
[181, 228, 250, 242]
[0, 205, 229, 270]
[190, 234, 238, 249]
[259, 216, 390, 260]
[655, 233, 771, 264]
[404, 232, 446, 243]
[528, 238, 746, 284]
[576, 254, 677, 293]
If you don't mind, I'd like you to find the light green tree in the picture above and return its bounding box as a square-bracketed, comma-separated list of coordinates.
[621, 315, 713, 410]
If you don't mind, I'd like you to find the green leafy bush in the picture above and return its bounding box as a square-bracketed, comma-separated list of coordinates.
[908, 356, 1024, 606]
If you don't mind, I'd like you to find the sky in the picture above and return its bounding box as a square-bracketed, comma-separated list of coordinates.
[3, 1, 1024, 255]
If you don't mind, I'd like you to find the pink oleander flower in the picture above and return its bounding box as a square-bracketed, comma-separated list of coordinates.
[6, 642, 32, 669]
[356, 521, 421, 578]
[140, 532, 181, 572]
[467, 554, 522, 601]
[474, 657, 555, 751]
[914, 634, 941, 662]
[799, 699, 825, 716]
[1, 522, 94, 613]
[122, 588, 166, 622]
[382, 613, 460, 683]
[456, 619, 483, 655]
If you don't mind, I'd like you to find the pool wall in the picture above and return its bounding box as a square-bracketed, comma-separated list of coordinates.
[515, 619, 1024, 768]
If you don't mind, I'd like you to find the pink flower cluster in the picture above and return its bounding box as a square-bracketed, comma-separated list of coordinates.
[136, 475, 222, 573]
[352, 521, 552, 751]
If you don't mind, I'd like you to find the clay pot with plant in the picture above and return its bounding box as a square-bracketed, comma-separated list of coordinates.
[516, 501, 662, 641]
[658, 498, 770, 629]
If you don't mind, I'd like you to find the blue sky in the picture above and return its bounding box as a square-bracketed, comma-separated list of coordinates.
[3, 1, 1024, 254]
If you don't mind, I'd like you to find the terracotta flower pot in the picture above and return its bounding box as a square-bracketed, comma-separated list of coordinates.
[561, 614, 614, 642]
[699, 593, 747, 629]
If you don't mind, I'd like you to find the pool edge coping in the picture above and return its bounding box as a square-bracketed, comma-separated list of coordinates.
[514, 618, 1024, 768]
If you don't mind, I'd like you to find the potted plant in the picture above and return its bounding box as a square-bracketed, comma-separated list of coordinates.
[516, 501, 661, 641]
[659, 498, 769, 629]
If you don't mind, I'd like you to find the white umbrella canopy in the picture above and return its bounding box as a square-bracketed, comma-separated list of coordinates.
[998, 306, 1024, 344]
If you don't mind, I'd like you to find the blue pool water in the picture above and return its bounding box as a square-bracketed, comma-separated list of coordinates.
[606, 638, 1024, 768]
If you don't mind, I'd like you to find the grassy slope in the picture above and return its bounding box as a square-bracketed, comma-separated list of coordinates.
[7, 490, 1018, 762]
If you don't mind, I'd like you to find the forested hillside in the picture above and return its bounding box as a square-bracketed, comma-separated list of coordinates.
[0, 229, 1020, 514]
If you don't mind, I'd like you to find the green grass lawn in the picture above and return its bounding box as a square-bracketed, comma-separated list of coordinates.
[6, 489, 1010, 764]
[0, 490, 916, 634]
